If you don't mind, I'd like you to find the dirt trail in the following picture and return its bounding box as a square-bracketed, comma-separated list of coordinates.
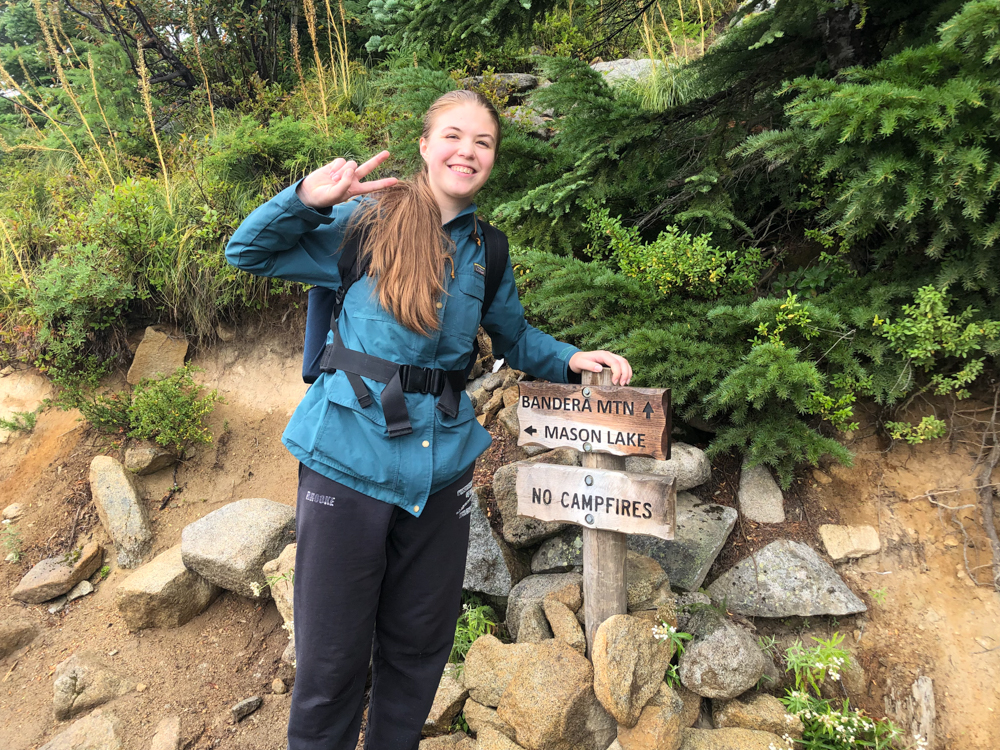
[1, 330, 1000, 748]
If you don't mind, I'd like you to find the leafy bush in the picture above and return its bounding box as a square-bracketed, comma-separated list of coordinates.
[451, 596, 497, 667]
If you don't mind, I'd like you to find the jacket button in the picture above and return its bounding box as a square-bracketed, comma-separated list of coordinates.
[436, 302, 443, 309]
[413, 505, 420, 513]
[422, 440, 430, 448]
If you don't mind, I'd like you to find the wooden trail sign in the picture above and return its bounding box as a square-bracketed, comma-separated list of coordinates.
[513, 369, 675, 656]
[515, 464, 676, 540]
[516, 381, 671, 460]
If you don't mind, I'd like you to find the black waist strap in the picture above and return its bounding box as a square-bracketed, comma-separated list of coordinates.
[318, 330, 466, 438]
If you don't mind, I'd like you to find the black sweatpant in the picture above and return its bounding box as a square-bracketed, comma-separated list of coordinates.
[288, 463, 475, 750]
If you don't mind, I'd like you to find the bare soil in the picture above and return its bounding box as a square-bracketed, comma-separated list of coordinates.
[2, 329, 1000, 749]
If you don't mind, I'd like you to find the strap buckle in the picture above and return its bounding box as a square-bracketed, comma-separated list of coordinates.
[400, 365, 442, 394]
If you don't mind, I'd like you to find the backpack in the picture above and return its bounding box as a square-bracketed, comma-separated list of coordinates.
[302, 216, 510, 384]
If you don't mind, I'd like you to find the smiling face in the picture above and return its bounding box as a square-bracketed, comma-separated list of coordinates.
[419, 102, 498, 218]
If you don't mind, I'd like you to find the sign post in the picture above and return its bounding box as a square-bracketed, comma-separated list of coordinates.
[514, 368, 674, 656]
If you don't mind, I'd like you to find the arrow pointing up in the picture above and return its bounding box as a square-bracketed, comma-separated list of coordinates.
[643, 402, 654, 419]
[525, 425, 537, 436]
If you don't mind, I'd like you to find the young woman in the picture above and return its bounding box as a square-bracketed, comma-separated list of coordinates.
[226, 90, 632, 750]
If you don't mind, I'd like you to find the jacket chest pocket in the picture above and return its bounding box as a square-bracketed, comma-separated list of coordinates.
[443, 271, 485, 345]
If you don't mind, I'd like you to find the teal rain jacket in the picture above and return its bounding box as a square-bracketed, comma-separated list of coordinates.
[225, 182, 581, 516]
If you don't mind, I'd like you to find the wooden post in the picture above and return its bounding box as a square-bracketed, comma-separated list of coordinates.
[581, 367, 628, 657]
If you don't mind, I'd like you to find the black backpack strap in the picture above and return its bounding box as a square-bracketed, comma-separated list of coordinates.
[333, 227, 369, 329]
[477, 217, 509, 318]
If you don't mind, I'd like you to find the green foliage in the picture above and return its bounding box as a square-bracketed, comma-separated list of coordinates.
[0, 408, 37, 433]
[1, 523, 22, 562]
[884, 415, 948, 445]
[589, 207, 764, 298]
[128, 367, 222, 454]
[781, 633, 903, 750]
[99, 565, 111, 580]
[451, 597, 497, 667]
[652, 620, 693, 688]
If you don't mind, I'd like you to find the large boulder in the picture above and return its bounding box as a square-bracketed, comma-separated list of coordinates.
[516, 602, 553, 644]
[126, 326, 187, 384]
[592, 615, 673, 727]
[625, 443, 711, 492]
[181, 498, 295, 598]
[53, 652, 132, 721]
[90, 456, 153, 568]
[464, 489, 529, 597]
[497, 640, 615, 750]
[616, 682, 685, 750]
[494, 449, 579, 548]
[0, 616, 39, 659]
[737, 459, 785, 524]
[591, 58, 655, 85]
[712, 693, 803, 739]
[463, 635, 539, 707]
[423, 664, 469, 736]
[706, 540, 866, 617]
[38, 709, 123, 750]
[149, 716, 181, 750]
[475, 728, 524, 750]
[543, 598, 585, 654]
[12, 542, 103, 604]
[506, 573, 583, 640]
[114, 544, 221, 630]
[262, 543, 296, 626]
[628, 493, 737, 591]
[419, 732, 476, 750]
[678, 610, 767, 700]
[678, 727, 792, 750]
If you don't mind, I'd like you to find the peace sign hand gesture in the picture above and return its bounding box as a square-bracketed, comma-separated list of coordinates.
[296, 150, 398, 210]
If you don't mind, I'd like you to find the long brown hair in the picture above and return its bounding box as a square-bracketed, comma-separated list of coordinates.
[348, 90, 501, 336]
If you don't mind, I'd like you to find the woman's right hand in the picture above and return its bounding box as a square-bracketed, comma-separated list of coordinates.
[296, 150, 398, 209]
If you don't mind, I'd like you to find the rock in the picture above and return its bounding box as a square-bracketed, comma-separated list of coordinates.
[626, 551, 671, 611]
[231, 696, 263, 722]
[544, 581, 583, 612]
[66, 580, 94, 602]
[181, 498, 295, 598]
[463, 699, 516, 740]
[506, 572, 583, 640]
[419, 733, 476, 750]
[282, 638, 296, 665]
[48, 596, 68, 613]
[531, 530, 584, 573]
[475, 727, 523, 750]
[712, 693, 803, 739]
[543, 598, 585, 654]
[625, 444, 711, 492]
[628, 493, 737, 591]
[53, 652, 132, 720]
[592, 615, 673, 726]
[497, 640, 613, 750]
[126, 326, 188, 384]
[503, 386, 520, 408]
[617, 682, 684, 750]
[675, 593, 711, 633]
[886, 674, 936, 750]
[464, 489, 529, 597]
[90, 456, 153, 568]
[272, 678, 287, 694]
[468, 371, 506, 395]
[463, 635, 539, 707]
[458, 73, 538, 96]
[482, 389, 506, 419]
[677, 610, 767, 700]
[818, 524, 880, 560]
[706, 540, 867, 617]
[591, 58, 654, 85]
[516, 602, 553, 644]
[738, 459, 785, 523]
[216, 322, 236, 342]
[123, 441, 177, 476]
[262, 543, 296, 626]
[423, 664, 469, 736]
[0, 616, 39, 659]
[2, 502, 23, 520]
[38, 709, 123, 750]
[149, 715, 181, 750]
[469, 387, 491, 411]
[114, 544, 221, 630]
[497, 404, 519, 438]
[494, 449, 580, 547]
[12, 542, 104, 604]
[678, 727, 792, 750]
[676, 684, 702, 728]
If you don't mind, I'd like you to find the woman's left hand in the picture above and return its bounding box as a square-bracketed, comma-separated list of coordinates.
[568, 351, 633, 386]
